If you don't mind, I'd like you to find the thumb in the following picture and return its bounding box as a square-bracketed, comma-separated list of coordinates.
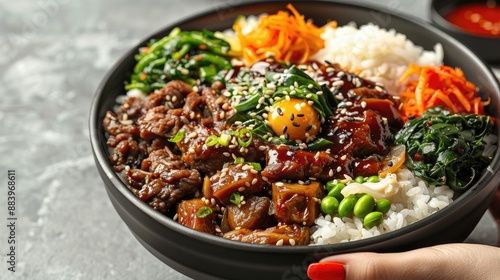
[307, 243, 500, 280]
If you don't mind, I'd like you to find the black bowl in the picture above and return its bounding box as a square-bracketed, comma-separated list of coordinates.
[430, 0, 500, 63]
[90, 1, 500, 279]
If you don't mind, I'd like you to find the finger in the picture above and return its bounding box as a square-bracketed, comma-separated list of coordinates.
[308, 243, 500, 280]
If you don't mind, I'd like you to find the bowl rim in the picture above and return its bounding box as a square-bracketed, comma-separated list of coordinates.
[89, 0, 500, 254]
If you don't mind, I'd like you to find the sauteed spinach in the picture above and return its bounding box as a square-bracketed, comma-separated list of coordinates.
[395, 107, 493, 191]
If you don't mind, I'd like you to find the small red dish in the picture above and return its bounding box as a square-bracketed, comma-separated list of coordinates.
[431, 0, 500, 63]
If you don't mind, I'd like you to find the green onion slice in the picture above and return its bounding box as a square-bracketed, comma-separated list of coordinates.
[234, 157, 245, 164]
[219, 133, 231, 146]
[247, 162, 262, 171]
[169, 129, 185, 143]
[237, 128, 252, 147]
[205, 135, 219, 146]
[229, 192, 242, 205]
[196, 206, 213, 218]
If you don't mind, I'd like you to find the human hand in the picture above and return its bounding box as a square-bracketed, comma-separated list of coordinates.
[307, 243, 500, 280]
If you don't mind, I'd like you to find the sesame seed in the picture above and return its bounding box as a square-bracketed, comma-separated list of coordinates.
[289, 239, 296, 246]
[332, 80, 344, 87]
[223, 152, 230, 157]
[238, 187, 246, 192]
[307, 100, 314, 105]
[336, 166, 342, 172]
[282, 126, 288, 134]
[276, 239, 284, 246]
[329, 169, 334, 177]
[276, 107, 283, 116]
[308, 84, 314, 89]
[188, 148, 195, 154]
[290, 114, 295, 121]
[250, 169, 258, 174]
[341, 155, 347, 160]
[298, 180, 305, 185]
[361, 101, 367, 108]
[275, 182, 284, 187]
[251, 178, 258, 185]
[292, 122, 300, 127]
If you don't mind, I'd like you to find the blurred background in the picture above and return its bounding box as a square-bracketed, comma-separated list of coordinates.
[0, 0, 498, 279]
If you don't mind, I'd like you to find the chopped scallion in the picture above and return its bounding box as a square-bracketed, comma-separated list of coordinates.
[219, 133, 231, 146]
[205, 135, 219, 146]
[237, 128, 252, 147]
[168, 129, 185, 143]
[248, 162, 262, 171]
[196, 206, 213, 218]
[229, 192, 242, 205]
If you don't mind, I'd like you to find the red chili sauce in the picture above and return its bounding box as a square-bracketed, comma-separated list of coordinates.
[444, 3, 500, 37]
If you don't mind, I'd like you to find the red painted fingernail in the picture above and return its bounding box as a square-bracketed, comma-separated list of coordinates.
[307, 262, 345, 280]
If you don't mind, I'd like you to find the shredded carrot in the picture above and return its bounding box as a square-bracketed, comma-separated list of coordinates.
[399, 63, 487, 121]
[233, 4, 336, 65]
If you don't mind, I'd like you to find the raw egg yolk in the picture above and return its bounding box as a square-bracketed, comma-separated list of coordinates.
[268, 98, 321, 141]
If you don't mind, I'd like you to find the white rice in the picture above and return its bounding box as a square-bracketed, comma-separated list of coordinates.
[310, 167, 454, 245]
[311, 23, 444, 94]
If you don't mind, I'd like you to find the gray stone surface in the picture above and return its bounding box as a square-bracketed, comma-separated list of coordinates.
[0, 0, 497, 279]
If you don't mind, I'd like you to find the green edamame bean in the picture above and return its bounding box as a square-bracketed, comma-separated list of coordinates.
[367, 175, 380, 183]
[353, 194, 375, 218]
[327, 183, 345, 201]
[325, 181, 336, 192]
[338, 195, 357, 218]
[354, 175, 365, 184]
[363, 211, 384, 228]
[320, 196, 339, 215]
[375, 198, 391, 214]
